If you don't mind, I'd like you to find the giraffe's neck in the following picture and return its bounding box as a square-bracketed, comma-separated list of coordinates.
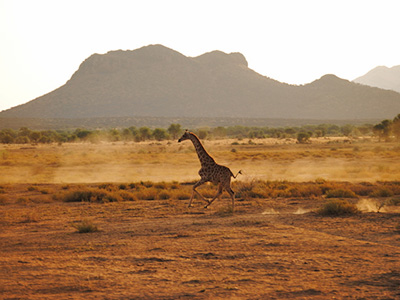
[189, 133, 216, 166]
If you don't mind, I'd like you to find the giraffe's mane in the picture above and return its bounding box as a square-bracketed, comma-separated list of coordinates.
[188, 131, 215, 164]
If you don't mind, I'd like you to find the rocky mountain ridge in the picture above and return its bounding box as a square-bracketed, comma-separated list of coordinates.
[1, 44, 400, 121]
[353, 65, 400, 93]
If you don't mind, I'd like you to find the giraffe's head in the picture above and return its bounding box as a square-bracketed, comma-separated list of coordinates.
[178, 130, 191, 142]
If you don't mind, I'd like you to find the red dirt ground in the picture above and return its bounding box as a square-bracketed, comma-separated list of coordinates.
[1, 184, 399, 299]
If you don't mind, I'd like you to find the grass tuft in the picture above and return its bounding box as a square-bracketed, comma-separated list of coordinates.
[62, 188, 122, 203]
[370, 188, 394, 198]
[325, 188, 357, 198]
[72, 219, 99, 233]
[214, 205, 234, 217]
[318, 199, 360, 216]
[136, 188, 158, 200]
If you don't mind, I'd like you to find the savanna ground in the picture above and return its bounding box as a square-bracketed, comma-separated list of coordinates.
[1, 137, 400, 299]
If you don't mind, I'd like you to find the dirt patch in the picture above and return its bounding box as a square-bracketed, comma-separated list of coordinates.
[1, 184, 399, 299]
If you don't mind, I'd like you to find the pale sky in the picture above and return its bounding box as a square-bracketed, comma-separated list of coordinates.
[1, 0, 399, 112]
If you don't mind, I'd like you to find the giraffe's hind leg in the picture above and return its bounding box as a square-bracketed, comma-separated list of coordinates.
[227, 187, 235, 211]
[204, 184, 223, 208]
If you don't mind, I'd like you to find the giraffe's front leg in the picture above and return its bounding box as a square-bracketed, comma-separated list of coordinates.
[188, 179, 208, 207]
[188, 189, 196, 208]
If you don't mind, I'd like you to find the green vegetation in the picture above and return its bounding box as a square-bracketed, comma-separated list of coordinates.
[0, 115, 398, 144]
[6, 114, 400, 145]
[373, 114, 400, 141]
[0, 120, 390, 144]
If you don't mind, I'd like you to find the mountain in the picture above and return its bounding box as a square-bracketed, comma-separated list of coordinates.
[1, 44, 400, 121]
[353, 65, 400, 93]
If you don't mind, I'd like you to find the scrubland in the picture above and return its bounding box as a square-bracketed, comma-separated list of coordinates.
[0, 137, 400, 299]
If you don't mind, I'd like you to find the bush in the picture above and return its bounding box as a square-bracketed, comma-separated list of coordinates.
[370, 188, 394, 198]
[62, 189, 122, 203]
[0, 195, 7, 205]
[325, 188, 357, 198]
[297, 184, 323, 198]
[386, 197, 400, 206]
[349, 184, 374, 196]
[173, 190, 191, 200]
[118, 184, 127, 190]
[297, 132, 311, 144]
[118, 190, 137, 201]
[215, 205, 234, 217]
[136, 188, 158, 200]
[158, 190, 171, 200]
[235, 181, 265, 198]
[140, 181, 154, 188]
[27, 186, 37, 192]
[318, 199, 359, 216]
[72, 219, 99, 233]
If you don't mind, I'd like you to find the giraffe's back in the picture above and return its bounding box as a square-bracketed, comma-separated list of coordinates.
[199, 163, 233, 186]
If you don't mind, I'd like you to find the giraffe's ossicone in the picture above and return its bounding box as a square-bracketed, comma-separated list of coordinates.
[178, 130, 241, 210]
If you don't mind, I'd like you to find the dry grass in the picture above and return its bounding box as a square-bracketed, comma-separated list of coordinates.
[71, 219, 99, 233]
[317, 199, 360, 216]
[0, 138, 399, 184]
[1, 180, 399, 211]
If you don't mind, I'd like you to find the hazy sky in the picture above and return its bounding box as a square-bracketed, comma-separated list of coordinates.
[1, 0, 399, 112]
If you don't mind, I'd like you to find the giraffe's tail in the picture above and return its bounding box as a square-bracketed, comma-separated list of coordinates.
[231, 170, 242, 179]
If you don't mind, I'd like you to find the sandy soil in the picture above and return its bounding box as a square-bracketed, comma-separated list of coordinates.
[1, 184, 399, 299]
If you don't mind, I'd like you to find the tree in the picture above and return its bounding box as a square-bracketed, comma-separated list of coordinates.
[138, 127, 152, 141]
[167, 124, 182, 140]
[127, 126, 139, 141]
[0, 133, 14, 144]
[74, 128, 92, 140]
[314, 130, 324, 138]
[373, 119, 392, 142]
[153, 128, 168, 141]
[197, 129, 208, 140]
[297, 132, 311, 144]
[121, 128, 132, 141]
[18, 127, 31, 137]
[213, 126, 227, 138]
[392, 114, 400, 141]
[341, 125, 354, 137]
[29, 131, 42, 143]
[15, 136, 30, 144]
[357, 124, 373, 136]
[284, 128, 296, 136]
[108, 129, 121, 142]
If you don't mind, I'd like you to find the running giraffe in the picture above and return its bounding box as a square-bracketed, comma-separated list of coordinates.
[178, 130, 241, 210]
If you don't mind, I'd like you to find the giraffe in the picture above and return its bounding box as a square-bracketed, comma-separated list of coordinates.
[178, 130, 241, 210]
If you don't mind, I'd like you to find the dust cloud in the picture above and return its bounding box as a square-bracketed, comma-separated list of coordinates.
[261, 208, 279, 215]
[356, 199, 381, 213]
[236, 157, 399, 183]
[1, 140, 399, 184]
[356, 198, 400, 213]
[262, 207, 311, 215]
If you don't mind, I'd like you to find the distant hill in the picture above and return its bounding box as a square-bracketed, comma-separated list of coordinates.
[1, 44, 400, 122]
[353, 65, 400, 93]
